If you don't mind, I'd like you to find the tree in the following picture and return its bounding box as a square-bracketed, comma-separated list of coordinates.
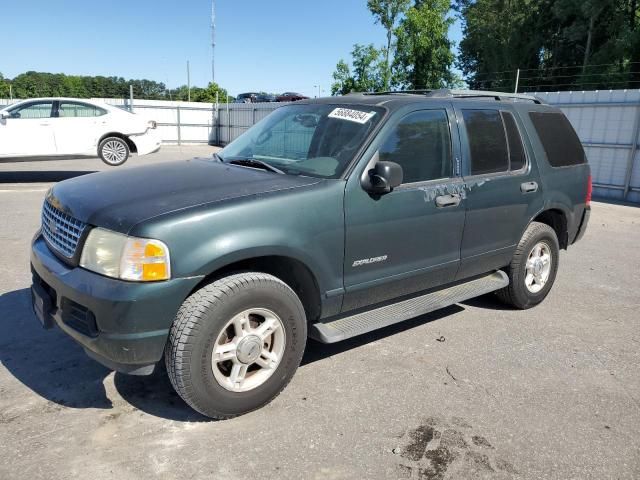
[393, 0, 459, 89]
[456, 0, 639, 92]
[330, 44, 385, 95]
[0, 73, 10, 98]
[367, 0, 411, 90]
[331, 60, 356, 95]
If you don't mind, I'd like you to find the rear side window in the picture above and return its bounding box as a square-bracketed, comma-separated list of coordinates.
[58, 102, 107, 118]
[462, 110, 509, 175]
[501, 111, 526, 171]
[529, 111, 585, 167]
[379, 109, 452, 184]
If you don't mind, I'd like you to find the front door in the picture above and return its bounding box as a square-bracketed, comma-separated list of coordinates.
[0, 101, 56, 156]
[343, 107, 466, 312]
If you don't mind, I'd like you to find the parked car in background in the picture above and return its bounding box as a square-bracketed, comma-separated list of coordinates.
[0, 98, 160, 166]
[276, 92, 309, 102]
[256, 94, 277, 103]
[234, 93, 258, 103]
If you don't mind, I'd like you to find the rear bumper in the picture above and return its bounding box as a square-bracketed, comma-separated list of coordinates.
[30, 234, 203, 374]
[573, 205, 590, 244]
[129, 130, 161, 156]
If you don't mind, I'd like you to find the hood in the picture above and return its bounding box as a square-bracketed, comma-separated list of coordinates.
[48, 158, 321, 233]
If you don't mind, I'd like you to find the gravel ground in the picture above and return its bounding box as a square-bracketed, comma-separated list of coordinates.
[0, 146, 638, 480]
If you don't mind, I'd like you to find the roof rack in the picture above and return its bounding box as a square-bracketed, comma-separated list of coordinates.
[361, 89, 543, 104]
[429, 89, 543, 104]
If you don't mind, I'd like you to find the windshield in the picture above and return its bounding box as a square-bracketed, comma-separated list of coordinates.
[219, 104, 384, 178]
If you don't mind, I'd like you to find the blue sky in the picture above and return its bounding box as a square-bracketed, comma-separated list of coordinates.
[0, 0, 463, 98]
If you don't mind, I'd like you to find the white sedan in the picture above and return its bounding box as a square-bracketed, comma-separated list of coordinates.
[0, 98, 161, 166]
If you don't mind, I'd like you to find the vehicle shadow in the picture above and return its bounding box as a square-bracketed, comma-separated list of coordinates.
[0, 287, 466, 422]
[0, 287, 206, 422]
[0, 170, 97, 183]
[461, 293, 517, 311]
[301, 305, 464, 366]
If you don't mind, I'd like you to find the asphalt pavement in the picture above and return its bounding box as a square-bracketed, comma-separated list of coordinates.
[0, 146, 638, 479]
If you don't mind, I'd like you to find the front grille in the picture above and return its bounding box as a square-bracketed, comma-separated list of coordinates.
[41, 200, 87, 258]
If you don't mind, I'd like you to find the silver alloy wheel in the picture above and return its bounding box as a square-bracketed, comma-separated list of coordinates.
[211, 308, 286, 393]
[102, 140, 127, 165]
[525, 241, 552, 293]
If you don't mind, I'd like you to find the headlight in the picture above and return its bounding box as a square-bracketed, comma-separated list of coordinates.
[79, 228, 171, 281]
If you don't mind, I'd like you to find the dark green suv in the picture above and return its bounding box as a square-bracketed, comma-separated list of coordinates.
[30, 89, 591, 419]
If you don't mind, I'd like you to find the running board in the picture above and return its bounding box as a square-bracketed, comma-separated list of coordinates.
[310, 270, 508, 343]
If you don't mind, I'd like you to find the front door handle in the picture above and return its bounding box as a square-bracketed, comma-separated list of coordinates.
[435, 193, 462, 208]
[521, 181, 538, 193]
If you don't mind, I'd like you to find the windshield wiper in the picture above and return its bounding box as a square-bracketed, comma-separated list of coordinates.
[225, 157, 285, 175]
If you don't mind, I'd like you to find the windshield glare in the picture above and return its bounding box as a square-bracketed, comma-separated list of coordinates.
[220, 104, 384, 178]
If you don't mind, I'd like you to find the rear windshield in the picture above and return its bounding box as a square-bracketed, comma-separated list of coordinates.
[529, 111, 586, 167]
[220, 104, 384, 178]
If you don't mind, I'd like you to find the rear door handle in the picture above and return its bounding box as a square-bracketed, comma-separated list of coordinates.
[435, 193, 462, 208]
[521, 181, 538, 193]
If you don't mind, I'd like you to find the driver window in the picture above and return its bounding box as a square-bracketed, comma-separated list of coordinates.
[379, 110, 452, 184]
[10, 102, 54, 119]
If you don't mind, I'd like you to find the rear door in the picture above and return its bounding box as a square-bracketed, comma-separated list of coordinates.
[342, 106, 466, 311]
[0, 101, 56, 156]
[454, 105, 544, 279]
[51, 101, 108, 155]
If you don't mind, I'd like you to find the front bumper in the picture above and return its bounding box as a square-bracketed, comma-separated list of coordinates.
[30, 234, 203, 374]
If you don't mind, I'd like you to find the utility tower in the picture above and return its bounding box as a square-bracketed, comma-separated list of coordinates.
[211, 0, 216, 84]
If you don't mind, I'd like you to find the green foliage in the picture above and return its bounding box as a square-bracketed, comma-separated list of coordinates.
[393, 0, 460, 89]
[331, 44, 386, 95]
[0, 71, 231, 102]
[168, 82, 232, 103]
[367, 0, 411, 90]
[332, 0, 458, 94]
[456, 0, 640, 91]
[0, 73, 10, 97]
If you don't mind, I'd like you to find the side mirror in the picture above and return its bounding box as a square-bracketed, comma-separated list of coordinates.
[0, 111, 10, 120]
[362, 160, 403, 195]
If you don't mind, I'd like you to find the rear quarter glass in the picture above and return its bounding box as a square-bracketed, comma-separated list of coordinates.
[529, 111, 586, 167]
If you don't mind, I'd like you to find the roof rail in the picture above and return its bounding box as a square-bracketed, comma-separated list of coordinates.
[428, 89, 543, 104]
[359, 89, 544, 104]
[362, 90, 433, 96]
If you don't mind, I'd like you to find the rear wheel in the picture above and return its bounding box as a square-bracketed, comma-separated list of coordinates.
[496, 222, 560, 309]
[165, 272, 307, 419]
[98, 136, 129, 166]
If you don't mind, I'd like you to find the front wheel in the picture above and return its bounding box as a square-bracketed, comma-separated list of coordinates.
[165, 273, 307, 419]
[496, 222, 560, 309]
[98, 136, 130, 166]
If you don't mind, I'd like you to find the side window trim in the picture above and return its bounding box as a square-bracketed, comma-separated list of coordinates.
[500, 110, 529, 174]
[381, 108, 456, 188]
[457, 107, 530, 179]
[9, 101, 55, 119]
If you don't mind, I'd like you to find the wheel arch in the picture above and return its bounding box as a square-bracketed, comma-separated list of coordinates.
[530, 208, 569, 249]
[188, 254, 323, 323]
[98, 132, 137, 153]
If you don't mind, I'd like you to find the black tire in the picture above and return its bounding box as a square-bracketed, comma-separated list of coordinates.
[165, 272, 307, 419]
[98, 136, 130, 166]
[496, 222, 560, 309]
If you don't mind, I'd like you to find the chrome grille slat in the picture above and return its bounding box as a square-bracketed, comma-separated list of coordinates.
[41, 200, 87, 258]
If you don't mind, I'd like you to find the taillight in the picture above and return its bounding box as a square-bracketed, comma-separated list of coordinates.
[586, 174, 592, 206]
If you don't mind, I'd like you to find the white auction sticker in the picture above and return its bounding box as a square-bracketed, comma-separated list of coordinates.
[328, 108, 376, 124]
